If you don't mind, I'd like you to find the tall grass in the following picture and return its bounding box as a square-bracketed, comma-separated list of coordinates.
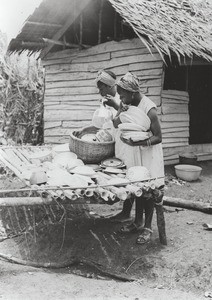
[0, 32, 44, 145]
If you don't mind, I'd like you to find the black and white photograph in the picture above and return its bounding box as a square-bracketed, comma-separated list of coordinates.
[0, 0, 211, 299]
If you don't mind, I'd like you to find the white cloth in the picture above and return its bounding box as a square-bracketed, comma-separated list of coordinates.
[115, 95, 164, 187]
[119, 106, 151, 130]
[103, 93, 120, 137]
[92, 105, 113, 129]
[92, 94, 120, 129]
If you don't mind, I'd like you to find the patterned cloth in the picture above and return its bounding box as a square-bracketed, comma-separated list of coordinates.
[95, 70, 116, 87]
[116, 72, 140, 92]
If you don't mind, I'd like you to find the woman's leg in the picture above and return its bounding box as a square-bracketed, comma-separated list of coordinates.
[110, 196, 134, 221]
[134, 196, 144, 227]
[118, 196, 144, 233]
[122, 197, 134, 216]
[144, 197, 154, 229]
[136, 196, 154, 244]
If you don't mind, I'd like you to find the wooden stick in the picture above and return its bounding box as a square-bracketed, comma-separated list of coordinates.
[0, 197, 52, 207]
[8, 208, 17, 234]
[155, 204, 167, 245]
[98, 0, 104, 44]
[79, 13, 83, 45]
[114, 11, 117, 40]
[0, 253, 135, 281]
[0, 177, 165, 194]
[23, 206, 32, 229]
[0, 151, 23, 179]
[163, 196, 212, 214]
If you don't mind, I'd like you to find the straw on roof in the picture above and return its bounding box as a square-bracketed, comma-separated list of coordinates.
[108, 0, 212, 61]
[7, 0, 212, 61]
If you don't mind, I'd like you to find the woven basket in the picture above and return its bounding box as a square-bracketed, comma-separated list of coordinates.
[69, 129, 115, 164]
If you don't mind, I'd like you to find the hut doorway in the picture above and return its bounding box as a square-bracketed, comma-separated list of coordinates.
[187, 65, 212, 144]
[163, 63, 212, 145]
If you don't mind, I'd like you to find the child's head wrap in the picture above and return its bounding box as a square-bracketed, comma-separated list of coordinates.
[95, 70, 116, 87]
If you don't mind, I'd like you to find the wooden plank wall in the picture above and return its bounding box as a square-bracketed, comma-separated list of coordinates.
[43, 38, 164, 144]
[161, 90, 190, 164]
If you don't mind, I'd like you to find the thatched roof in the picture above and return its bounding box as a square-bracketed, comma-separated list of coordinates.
[7, 0, 85, 55]
[7, 0, 212, 61]
[108, 0, 212, 61]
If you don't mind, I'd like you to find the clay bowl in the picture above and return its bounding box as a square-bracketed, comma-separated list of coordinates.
[174, 164, 202, 181]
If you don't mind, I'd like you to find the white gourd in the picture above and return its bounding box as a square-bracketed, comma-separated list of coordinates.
[81, 134, 97, 142]
[126, 166, 151, 182]
[70, 166, 96, 177]
[52, 152, 78, 168]
[66, 159, 84, 171]
[30, 170, 48, 185]
[52, 143, 70, 154]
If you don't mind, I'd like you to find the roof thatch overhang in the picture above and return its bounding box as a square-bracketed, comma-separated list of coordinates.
[7, 0, 212, 62]
[109, 0, 212, 62]
[7, 0, 92, 56]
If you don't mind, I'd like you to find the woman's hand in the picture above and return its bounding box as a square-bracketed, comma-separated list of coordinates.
[73, 125, 98, 137]
[120, 135, 137, 146]
[103, 95, 117, 109]
[119, 102, 129, 112]
[120, 134, 148, 147]
[120, 135, 133, 145]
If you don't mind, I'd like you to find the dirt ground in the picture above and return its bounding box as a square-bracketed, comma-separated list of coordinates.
[0, 160, 211, 300]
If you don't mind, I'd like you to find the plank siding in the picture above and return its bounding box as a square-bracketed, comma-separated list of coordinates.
[161, 90, 190, 155]
[45, 54, 162, 72]
[45, 78, 162, 90]
[45, 68, 163, 82]
[43, 38, 164, 143]
[43, 38, 198, 165]
[44, 109, 94, 121]
[44, 94, 100, 102]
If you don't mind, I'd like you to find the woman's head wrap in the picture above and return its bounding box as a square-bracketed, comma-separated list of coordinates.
[117, 72, 140, 92]
[95, 70, 116, 87]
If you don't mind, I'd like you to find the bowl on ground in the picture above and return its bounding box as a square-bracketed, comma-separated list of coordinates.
[174, 164, 202, 181]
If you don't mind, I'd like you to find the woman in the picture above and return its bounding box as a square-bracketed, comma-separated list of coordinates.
[95, 69, 120, 113]
[79, 69, 120, 135]
[112, 72, 165, 244]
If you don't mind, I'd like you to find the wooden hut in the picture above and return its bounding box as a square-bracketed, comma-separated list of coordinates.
[8, 0, 212, 164]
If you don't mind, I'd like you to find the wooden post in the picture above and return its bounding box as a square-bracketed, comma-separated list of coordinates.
[62, 36, 66, 50]
[153, 190, 167, 245]
[155, 204, 167, 245]
[114, 11, 117, 40]
[98, 0, 104, 44]
[79, 13, 83, 45]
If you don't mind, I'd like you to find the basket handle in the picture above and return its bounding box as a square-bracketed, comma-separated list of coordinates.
[71, 130, 80, 138]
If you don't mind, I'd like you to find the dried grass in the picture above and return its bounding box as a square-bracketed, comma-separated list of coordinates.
[109, 0, 212, 61]
[0, 46, 44, 145]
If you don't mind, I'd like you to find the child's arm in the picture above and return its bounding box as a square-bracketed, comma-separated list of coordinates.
[112, 102, 129, 128]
